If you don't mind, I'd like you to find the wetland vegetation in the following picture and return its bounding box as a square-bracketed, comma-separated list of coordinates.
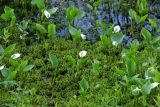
[0, 0, 160, 106]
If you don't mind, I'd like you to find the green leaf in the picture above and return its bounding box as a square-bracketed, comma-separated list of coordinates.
[141, 81, 151, 95]
[141, 28, 151, 43]
[80, 78, 89, 92]
[129, 9, 137, 20]
[93, 0, 102, 7]
[111, 33, 124, 45]
[69, 24, 77, 35]
[75, 11, 85, 21]
[135, 15, 141, 24]
[0, 45, 4, 55]
[148, 18, 157, 30]
[131, 39, 139, 47]
[1, 70, 10, 78]
[9, 59, 19, 68]
[23, 65, 34, 72]
[66, 6, 84, 21]
[48, 7, 58, 15]
[4, 44, 16, 57]
[91, 59, 100, 76]
[35, 0, 45, 10]
[140, 15, 148, 24]
[17, 60, 28, 72]
[151, 36, 160, 44]
[35, 23, 47, 35]
[69, 24, 81, 39]
[6, 71, 17, 80]
[48, 23, 56, 37]
[1, 6, 14, 21]
[87, 3, 93, 10]
[152, 70, 160, 82]
[100, 35, 110, 47]
[126, 59, 136, 77]
[30, 88, 37, 96]
[49, 53, 58, 69]
[3, 27, 10, 40]
[116, 68, 125, 77]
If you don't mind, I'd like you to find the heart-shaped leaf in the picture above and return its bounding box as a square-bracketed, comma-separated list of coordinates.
[80, 78, 89, 92]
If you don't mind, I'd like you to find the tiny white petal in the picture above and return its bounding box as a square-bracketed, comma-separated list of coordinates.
[0, 65, 5, 70]
[112, 41, 118, 46]
[113, 25, 121, 33]
[11, 53, 21, 59]
[151, 82, 159, 89]
[79, 50, 87, 58]
[44, 10, 51, 18]
[81, 34, 87, 40]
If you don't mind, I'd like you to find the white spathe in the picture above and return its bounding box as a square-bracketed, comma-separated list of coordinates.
[151, 82, 159, 89]
[0, 65, 5, 70]
[44, 10, 51, 18]
[114, 25, 121, 33]
[11, 53, 21, 59]
[112, 41, 118, 46]
[81, 34, 87, 40]
[79, 50, 87, 58]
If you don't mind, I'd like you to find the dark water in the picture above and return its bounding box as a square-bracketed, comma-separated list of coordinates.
[50, 0, 160, 47]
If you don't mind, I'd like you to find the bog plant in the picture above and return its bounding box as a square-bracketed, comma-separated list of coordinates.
[0, 44, 34, 86]
[35, 23, 56, 37]
[31, 0, 58, 19]
[66, 6, 85, 25]
[1, 6, 16, 41]
[117, 43, 160, 105]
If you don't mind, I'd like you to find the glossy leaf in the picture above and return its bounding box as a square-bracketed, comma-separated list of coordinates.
[48, 7, 58, 15]
[23, 65, 34, 72]
[141, 81, 151, 95]
[35, 23, 47, 35]
[91, 59, 100, 76]
[126, 59, 136, 77]
[49, 53, 58, 69]
[149, 18, 157, 30]
[80, 78, 89, 92]
[4, 44, 16, 57]
[69, 24, 81, 39]
[48, 23, 56, 37]
[141, 28, 151, 43]
[111, 33, 124, 45]
[6, 71, 17, 80]
[100, 35, 110, 47]
[1, 70, 10, 78]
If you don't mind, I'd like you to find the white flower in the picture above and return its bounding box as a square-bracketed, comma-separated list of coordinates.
[81, 34, 87, 40]
[112, 41, 118, 46]
[0, 65, 5, 70]
[11, 53, 21, 59]
[79, 50, 87, 58]
[44, 10, 50, 18]
[113, 25, 121, 33]
[151, 82, 159, 89]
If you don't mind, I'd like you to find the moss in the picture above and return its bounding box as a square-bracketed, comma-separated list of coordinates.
[0, 37, 123, 106]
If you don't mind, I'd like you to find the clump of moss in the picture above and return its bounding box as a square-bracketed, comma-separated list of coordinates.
[0, 37, 123, 106]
